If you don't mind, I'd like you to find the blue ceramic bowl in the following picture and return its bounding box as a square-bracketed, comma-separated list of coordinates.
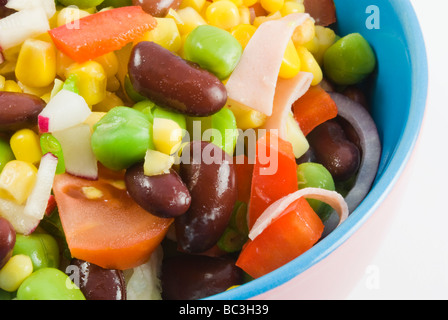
[207, 0, 428, 300]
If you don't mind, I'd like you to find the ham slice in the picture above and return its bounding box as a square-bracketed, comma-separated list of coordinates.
[225, 12, 311, 117]
[249, 187, 349, 240]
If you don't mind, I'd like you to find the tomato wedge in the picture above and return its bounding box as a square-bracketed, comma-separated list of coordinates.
[49, 6, 157, 63]
[52, 166, 173, 270]
[247, 132, 298, 229]
[236, 197, 324, 279]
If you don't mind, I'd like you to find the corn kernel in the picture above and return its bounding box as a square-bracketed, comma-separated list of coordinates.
[3, 80, 22, 93]
[0, 160, 38, 205]
[0, 75, 5, 91]
[292, 17, 315, 46]
[2, 45, 20, 62]
[65, 61, 107, 106]
[144, 149, 175, 176]
[83, 112, 107, 132]
[243, 0, 258, 7]
[41, 92, 52, 104]
[92, 91, 124, 113]
[311, 26, 337, 65]
[230, 24, 257, 49]
[56, 50, 75, 79]
[279, 39, 301, 79]
[180, 0, 207, 12]
[213, 0, 243, 7]
[153, 118, 184, 155]
[17, 81, 53, 98]
[206, 0, 240, 30]
[0, 254, 33, 292]
[238, 6, 251, 25]
[94, 52, 119, 78]
[296, 45, 322, 86]
[10, 129, 42, 165]
[280, 0, 305, 16]
[82, 186, 103, 200]
[176, 7, 208, 35]
[106, 75, 121, 92]
[136, 18, 182, 53]
[227, 100, 267, 129]
[253, 11, 282, 27]
[166, 8, 184, 25]
[260, 0, 284, 13]
[15, 39, 57, 88]
[57, 6, 90, 27]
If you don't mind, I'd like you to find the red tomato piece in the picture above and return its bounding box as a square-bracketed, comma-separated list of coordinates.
[236, 197, 324, 279]
[52, 166, 173, 270]
[247, 132, 298, 229]
[49, 6, 157, 63]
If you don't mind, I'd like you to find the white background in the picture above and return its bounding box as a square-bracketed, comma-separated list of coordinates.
[347, 0, 448, 299]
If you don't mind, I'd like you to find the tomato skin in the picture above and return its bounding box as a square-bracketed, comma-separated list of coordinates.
[247, 132, 298, 229]
[53, 167, 173, 270]
[236, 197, 324, 279]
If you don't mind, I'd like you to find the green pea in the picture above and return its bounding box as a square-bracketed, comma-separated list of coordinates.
[17, 268, 85, 300]
[210, 107, 239, 155]
[184, 25, 242, 80]
[0, 137, 14, 173]
[153, 106, 187, 131]
[132, 100, 157, 123]
[91, 106, 155, 171]
[297, 162, 335, 222]
[58, 0, 105, 9]
[323, 33, 376, 85]
[97, 0, 132, 9]
[40, 133, 65, 174]
[13, 233, 60, 271]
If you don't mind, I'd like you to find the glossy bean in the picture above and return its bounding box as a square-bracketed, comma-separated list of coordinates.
[161, 255, 243, 300]
[66, 259, 126, 300]
[17, 267, 86, 300]
[132, 0, 181, 17]
[125, 163, 191, 218]
[0, 92, 46, 132]
[0, 137, 14, 173]
[307, 120, 360, 182]
[0, 217, 15, 270]
[12, 233, 60, 271]
[184, 25, 242, 80]
[176, 141, 237, 253]
[128, 41, 227, 117]
[91, 106, 155, 171]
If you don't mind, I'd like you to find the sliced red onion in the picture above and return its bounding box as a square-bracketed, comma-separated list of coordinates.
[329, 92, 382, 213]
[249, 187, 349, 240]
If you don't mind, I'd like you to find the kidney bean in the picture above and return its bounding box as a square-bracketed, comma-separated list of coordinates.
[161, 255, 244, 300]
[132, 0, 181, 17]
[307, 120, 360, 182]
[66, 259, 126, 300]
[128, 41, 227, 117]
[176, 141, 237, 253]
[0, 92, 46, 132]
[0, 217, 15, 270]
[125, 163, 191, 218]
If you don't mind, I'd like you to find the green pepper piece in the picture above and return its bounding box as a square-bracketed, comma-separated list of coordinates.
[58, 0, 105, 9]
[12, 233, 60, 271]
[132, 100, 157, 123]
[0, 137, 15, 173]
[40, 133, 65, 174]
[184, 25, 243, 80]
[91, 106, 154, 171]
[17, 268, 86, 300]
[217, 201, 248, 253]
[62, 73, 80, 95]
[323, 33, 376, 85]
[124, 74, 146, 102]
[297, 162, 336, 222]
[39, 210, 72, 261]
[97, 0, 132, 9]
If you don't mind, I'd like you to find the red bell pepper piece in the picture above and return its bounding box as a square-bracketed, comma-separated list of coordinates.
[247, 132, 298, 229]
[292, 85, 338, 136]
[236, 197, 324, 279]
[49, 6, 157, 63]
[234, 154, 254, 204]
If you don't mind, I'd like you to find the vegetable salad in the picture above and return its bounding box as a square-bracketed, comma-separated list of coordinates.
[0, 0, 380, 300]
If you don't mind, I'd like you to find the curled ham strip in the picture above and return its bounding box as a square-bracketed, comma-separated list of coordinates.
[262, 72, 313, 140]
[225, 13, 311, 117]
[249, 188, 349, 241]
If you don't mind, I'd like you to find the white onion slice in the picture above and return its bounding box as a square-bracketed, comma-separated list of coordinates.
[249, 187, 349, 240]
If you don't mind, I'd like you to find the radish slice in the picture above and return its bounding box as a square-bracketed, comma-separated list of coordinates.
[0, 8, 49, 50]
[6, 0, 56, 19]
[329, 92, 382, 212]
[24, 153, 58, 220]
[53, 123, 98, 180]
[249, 187, 349, 240]
[38, 89, 91, 133]
[225, 13, 310, 116]
[0, 198, 40, 235]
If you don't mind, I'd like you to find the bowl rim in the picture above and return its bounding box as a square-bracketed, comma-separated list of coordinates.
[207, 0, 429, 300]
